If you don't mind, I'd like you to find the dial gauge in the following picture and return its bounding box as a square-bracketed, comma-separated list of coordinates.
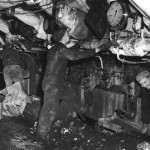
[107, 1, 128, 30]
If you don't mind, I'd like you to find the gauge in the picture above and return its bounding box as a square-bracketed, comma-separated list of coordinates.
[107, 1, 128, 30]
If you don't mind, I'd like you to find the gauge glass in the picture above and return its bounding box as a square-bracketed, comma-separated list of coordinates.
[107, 2, 123, 27]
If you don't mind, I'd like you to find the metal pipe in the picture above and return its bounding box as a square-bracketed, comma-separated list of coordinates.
[110, 38, 150, 57]
[96, 56, 103, 69]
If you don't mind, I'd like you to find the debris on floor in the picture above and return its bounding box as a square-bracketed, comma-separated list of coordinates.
[137, 141, 150, 150]
[0, 111, 150, 150]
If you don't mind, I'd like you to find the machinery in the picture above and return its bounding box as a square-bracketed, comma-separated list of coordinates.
[0, 0, 150, 133]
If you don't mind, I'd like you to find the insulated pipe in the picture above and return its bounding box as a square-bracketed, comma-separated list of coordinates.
[129, 0, 150, 20]
[0, 0, 22, 10]
[110, 38, 150, 57]
[0, 18, 10, 35]
[14, 8, 47, 40]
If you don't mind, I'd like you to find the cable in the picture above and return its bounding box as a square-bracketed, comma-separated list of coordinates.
[0, 2, 53, 15]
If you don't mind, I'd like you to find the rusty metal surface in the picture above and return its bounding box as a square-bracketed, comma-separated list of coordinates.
[89, 88, 125, 120]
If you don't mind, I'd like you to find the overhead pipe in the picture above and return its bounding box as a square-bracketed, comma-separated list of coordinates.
[110, 37, 150, 57]
[129, 0, 150, 20]
[0, 0, 22, 10]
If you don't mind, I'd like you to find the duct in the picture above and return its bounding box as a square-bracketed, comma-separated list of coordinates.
[110, 38, 150, 57]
